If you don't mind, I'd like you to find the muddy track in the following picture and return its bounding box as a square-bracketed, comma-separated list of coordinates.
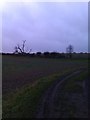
[35, 68, 88, 118]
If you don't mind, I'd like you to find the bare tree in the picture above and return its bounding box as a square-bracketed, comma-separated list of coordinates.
[14, 46, 18, 54]
[66, 45, 74, 58]
[22, 40, 26, 53]
[14, 40, 31, 54]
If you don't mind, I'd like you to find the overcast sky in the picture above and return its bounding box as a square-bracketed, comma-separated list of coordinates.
[2, 2, 88, 53]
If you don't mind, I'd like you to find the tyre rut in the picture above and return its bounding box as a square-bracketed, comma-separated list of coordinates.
[36, 68, 87, 118]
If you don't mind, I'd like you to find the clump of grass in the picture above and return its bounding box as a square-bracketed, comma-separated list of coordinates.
[62, 71, 88, 93]
[63, 83, 83, 93]
[3, 68, 88, 118]
[3, 72, 65, 118]
[55, 71, 88, 117]
[3, 68, 77, 118]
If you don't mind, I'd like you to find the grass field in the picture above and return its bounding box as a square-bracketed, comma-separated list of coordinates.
[54, 71, 88, 118]
[2, 55, 88, 118]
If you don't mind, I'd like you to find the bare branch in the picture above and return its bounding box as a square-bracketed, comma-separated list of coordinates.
[14, 40, 31, 54]
[22, 40, 26, 53]
[66, 45, 74, 58]
[17, 44, 23, 53]
[29, 49, 32, 53]
[14, 46, 18, 54]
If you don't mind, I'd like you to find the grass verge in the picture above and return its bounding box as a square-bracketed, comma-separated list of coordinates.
[3, 68, 88, 118]
[63, 70, 88, 93]
[55, 70, 88, 118]
[2, 68, 77, 118]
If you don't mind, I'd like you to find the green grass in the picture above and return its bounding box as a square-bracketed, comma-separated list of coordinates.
[3, 68, 84, 118]
[63, 71, 88, 93]
[2, 55, 88, 118]
[3, 70, 69, 118]
[54, 71, 88, 118]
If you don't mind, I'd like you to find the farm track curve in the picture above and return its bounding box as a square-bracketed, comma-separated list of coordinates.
[36, 67, 88, 118]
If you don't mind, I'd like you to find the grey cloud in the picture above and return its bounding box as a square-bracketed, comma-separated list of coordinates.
[2, 2, 88, 53]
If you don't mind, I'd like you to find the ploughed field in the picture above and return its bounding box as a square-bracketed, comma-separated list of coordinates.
[2, 55, 88, 118]
[2, 55, 88, 95]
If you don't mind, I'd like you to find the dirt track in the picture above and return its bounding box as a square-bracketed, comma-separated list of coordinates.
[36, 68, 88, 118]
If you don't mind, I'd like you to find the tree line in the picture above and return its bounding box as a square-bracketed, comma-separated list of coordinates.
[13, 40, 74, 59]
